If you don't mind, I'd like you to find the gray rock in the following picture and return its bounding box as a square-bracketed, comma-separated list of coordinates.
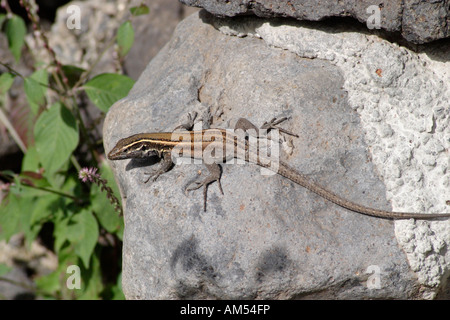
[124, 0, 199, 80]
[0, 267, 35, 300]
[48, 0, 197, 80]
[179, 0, 450, 44]
[103, 11, 437, 299]
[0, 235, 57, 300]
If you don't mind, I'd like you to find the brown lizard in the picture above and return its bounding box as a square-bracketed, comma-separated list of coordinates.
[107, 117, 450, 220]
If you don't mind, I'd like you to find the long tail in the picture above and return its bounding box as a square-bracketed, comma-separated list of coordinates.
[273, 161, 450, 220]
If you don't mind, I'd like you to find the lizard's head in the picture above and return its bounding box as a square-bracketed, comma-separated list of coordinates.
[107, 134, 159, 160]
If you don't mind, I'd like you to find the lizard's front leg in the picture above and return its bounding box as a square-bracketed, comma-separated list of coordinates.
[143, 152, 173, 183]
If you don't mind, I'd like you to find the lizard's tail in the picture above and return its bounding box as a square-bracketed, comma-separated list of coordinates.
[274, 161, 450, 220]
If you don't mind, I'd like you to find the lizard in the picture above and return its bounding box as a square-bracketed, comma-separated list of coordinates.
[107, 116, 450, 220]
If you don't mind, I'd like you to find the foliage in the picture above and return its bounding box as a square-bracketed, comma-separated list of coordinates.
[0, 1, 149, 299]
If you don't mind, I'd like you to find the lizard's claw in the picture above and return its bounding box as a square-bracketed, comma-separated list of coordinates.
[261, 117, 299, 137]
[143, 170, 163, 183]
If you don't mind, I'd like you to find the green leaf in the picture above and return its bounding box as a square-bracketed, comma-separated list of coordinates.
[0, 264, 12, 277]
[56, 65, 85, 88]
[0, 192, 37, 243]
[0, 72, 15, 95]
[34, 102, 79, 175]
[117, 21, 134, 57]
[78, 253, 103, 300]
[108, 272, 125, 299]
[18, 197, 39, 244]
[0, 170, 15, 180]
[53, 211, 70, 254]
[130, 4, 150, 16]
[24, 69, 49, 114]
[83, 73, 134, 112]
[0, 193, 21, 241]
[35, 268, 61, 296]
[5, 15, 26, 62]
[66, 210, 99, 268]
[30, 194, 60, 226]
[21, 145, 41, 171]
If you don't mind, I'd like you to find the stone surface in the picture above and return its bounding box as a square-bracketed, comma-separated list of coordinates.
[46, 0, 197, 80]
[124, 1, 198, 80]
[104, 11, 450, 299]
[0, 235, 57, 300]
[179, 0, 450, 44]
[210, 13, 450, 299]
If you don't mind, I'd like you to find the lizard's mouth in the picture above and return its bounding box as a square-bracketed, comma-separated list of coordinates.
[107, 148, 127, 160]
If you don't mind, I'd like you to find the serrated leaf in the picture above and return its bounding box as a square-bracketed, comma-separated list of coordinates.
[5, 15, 26, 62]
[0, 72, 15, 95]
[130, 4, 149, 16]
[83, 73, 134, 112]
[34, 102, 79, 175]
[117, 21, 134, 57]
[24, 69, 49, 114]
[66, 210, 98, 268]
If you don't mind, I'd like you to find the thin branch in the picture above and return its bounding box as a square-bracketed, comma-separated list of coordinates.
[0, 106, 27, 153]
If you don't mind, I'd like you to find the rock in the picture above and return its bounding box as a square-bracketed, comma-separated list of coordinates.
[0, 267, 35, 300]
[179, 0, 450, 44]
[46, 0, 197, 80]
[104, 11, 450, 299]
[124, 1, 199, 79]
[0, 235, 58, 300]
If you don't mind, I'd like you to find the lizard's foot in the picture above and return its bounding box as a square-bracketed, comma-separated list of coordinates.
[173, 111, 198, 131]
[235, 117, 299, 138]
[185, 163, 224, 211]
[143, 152, 173, 183]
[143, 170, 164, 183]
[260, 117, 299, 137]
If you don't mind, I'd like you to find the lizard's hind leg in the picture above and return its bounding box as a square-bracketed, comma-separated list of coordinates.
[185, 163, 224, 211]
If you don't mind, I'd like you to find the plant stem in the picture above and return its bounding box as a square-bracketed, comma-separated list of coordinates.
[22, 183, 80, 203]
[0, 62, 24, 79]
[70, 154, 82, 172]
[71, 35, 118, 91]
[20, 0, 69, 92]
[0, 106, 27, 153]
